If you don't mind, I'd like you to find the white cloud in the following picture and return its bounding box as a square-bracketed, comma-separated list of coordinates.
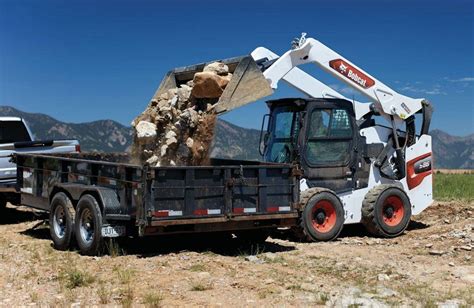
[446, 77, 474, 82]
[400, 85, 447, 96]
[425, 89, 446, 95]
[401, 86, 417, 92]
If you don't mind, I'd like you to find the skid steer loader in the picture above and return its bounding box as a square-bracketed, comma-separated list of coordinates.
[153, 33, 434, 241]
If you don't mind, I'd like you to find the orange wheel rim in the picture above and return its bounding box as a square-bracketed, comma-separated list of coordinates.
[382, 195, 404, 227]
[311, 200, 337, 233]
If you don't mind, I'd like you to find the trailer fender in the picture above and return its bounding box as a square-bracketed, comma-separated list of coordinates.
[51, 184, 122, 217]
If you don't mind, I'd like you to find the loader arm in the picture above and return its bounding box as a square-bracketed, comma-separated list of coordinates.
[257, 36, 425, 120]
[251, 47, 346, 100]
[250, 47, 371, 120]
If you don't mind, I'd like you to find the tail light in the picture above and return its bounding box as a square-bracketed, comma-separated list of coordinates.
[75, 144, 81, 153]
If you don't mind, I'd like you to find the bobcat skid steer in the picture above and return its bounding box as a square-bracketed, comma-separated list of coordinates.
[153, 33, 434, 241]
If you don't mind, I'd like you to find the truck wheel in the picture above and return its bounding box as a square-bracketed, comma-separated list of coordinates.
[361, 185, 412, 237]
[49, 192, 75, 250]
[300, 188, 344, 241]
[75, 194, 104, 256]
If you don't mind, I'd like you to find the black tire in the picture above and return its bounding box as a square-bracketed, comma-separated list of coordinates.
[49, 192, 75, 250]
[74, 194, 104, 256]
[236, 229, 270, 244]
[361, 185, 412, 238]
[290, 189, 315, 241]
[300, 188, 345, 241]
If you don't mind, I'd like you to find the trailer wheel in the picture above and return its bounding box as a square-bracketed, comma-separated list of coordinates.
[75, 194, 104, 256]
[49, 192, 75, 250]
[361, 185, 412, 237]
[300, 188, 344, 241]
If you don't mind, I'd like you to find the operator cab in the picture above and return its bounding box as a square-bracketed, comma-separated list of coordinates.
[260, 98, 371, 193]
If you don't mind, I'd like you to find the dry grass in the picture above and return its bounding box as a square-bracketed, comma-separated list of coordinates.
[190, 281, 213, 291]
[188, 263, 207, 272]
[143, 292, 163, 307]
[97, 283, 111, 304]
[119, 285, 134, 307]
[58, 267, 95, 289]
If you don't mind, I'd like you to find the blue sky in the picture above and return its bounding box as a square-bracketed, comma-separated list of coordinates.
[1, 0, 473, 135]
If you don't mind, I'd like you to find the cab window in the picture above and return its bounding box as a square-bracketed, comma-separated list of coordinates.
[266, 108, 299, 163]
[305, 108, 352, 165]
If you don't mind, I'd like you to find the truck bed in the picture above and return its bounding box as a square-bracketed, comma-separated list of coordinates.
[15, 153, 299, 236]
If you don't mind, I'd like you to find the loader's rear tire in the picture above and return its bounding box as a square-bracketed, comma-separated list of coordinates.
[75, 194, 104, 256]
[300, 188, 345, 241]
[361, 185, 411, 237]
[49, 192, 76, 251]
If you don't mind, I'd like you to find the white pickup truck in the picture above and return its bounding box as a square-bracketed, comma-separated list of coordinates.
[0, 117, 80, 208]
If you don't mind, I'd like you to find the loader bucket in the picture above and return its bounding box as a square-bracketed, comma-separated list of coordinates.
[151, 56, 273, 114]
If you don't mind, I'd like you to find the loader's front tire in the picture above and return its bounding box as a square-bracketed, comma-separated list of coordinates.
[49, 192, 76, 251]
[361, 185, 411, 238]
[75, 194, 104, 256]
[299, 188, 345, 241]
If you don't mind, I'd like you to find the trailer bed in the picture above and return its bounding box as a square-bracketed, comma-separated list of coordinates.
[14, 153, 299, 253]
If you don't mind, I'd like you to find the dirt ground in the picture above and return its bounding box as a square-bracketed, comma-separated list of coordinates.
[0, 201, 472, 307]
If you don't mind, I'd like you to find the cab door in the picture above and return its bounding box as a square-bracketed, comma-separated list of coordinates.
[299, 99, 357, 193]
[264, 105, 301, 164]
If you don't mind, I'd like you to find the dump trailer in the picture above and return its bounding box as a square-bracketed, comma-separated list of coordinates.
[14, 153, 299, 255]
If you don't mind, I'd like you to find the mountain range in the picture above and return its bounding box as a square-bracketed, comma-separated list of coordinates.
[1, 106, 472, 169]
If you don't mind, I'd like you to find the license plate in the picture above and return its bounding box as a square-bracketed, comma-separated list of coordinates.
[101, 225, 126, 238]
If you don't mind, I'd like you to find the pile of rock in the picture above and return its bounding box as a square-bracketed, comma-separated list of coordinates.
[131, 62, 232, 166]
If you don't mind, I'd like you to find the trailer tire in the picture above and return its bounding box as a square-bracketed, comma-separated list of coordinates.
[361, 185, 411, 237]
[49, 192, 75, 251]
[299, 188, 344, 241]
[75, 194, 104, 256]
